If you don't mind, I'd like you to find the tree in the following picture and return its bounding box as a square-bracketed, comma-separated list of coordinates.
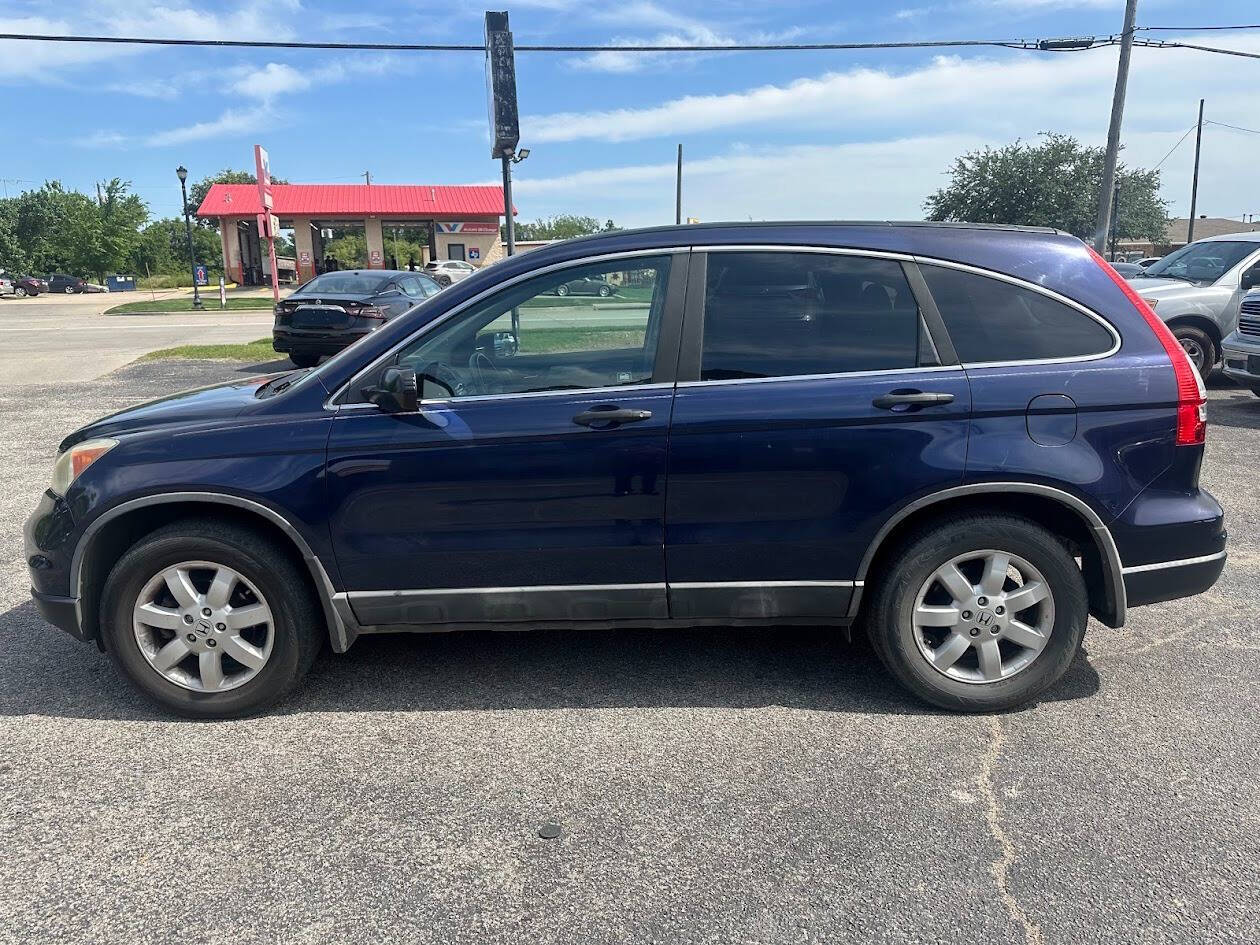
[187, 168, 289, 225]
[132, 217, 223, 277]
[512, 214, 614, 241]
[924, 133, 1169, 242]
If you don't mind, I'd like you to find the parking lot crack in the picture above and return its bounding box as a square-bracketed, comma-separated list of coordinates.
[979, 716, 1044, 945]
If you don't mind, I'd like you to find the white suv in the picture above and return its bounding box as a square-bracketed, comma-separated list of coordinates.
[423, 260, 477, 287]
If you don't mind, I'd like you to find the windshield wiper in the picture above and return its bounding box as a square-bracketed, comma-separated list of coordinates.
[256, 370, 306, 397]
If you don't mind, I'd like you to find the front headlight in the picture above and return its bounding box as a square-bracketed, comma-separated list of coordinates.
[50, 438, 117, 495]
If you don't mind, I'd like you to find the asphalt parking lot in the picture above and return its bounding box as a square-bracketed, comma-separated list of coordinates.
[0, 352, 1257, 944]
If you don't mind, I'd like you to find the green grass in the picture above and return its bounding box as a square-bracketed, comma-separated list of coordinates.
[105, 297, 276, 314]
[139, 338, 278, 362]
[519, 325, 645, 353]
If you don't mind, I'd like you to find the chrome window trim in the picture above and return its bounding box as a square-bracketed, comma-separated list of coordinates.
[326, 247, 690, 409]
[675, 365, 963, 390]
[346, 582, 666, 599]
[703, 244, 915, 263]
[334, 381, 677, 412]
[1121, 550, 1226, 575]
[911, 255, 1123, 368]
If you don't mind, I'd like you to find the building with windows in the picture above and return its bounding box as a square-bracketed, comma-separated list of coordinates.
[195, 183, 511, 286]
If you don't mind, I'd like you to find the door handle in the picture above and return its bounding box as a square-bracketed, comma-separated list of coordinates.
[573, 406, 653, 427]
[872, 390, 956, 410]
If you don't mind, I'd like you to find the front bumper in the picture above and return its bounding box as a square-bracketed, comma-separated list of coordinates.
[1221, 332, 1260, 387]
[25, 489, 85, 641]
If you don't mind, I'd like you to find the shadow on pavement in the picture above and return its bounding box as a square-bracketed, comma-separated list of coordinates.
[0, 600, 1100, 721]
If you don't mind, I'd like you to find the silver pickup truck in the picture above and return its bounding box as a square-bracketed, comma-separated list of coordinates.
[1126, 230, 1260, 376]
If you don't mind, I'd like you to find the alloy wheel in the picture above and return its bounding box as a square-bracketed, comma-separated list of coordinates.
[911, 549, 1055, 684]
[1178, 337, 1207, 375]
[132, 560, 274, 692]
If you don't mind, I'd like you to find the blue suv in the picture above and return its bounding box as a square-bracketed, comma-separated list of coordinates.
[25, 223, 1226, 717]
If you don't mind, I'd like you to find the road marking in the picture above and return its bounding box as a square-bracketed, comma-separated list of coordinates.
[0, 322, 271, 332]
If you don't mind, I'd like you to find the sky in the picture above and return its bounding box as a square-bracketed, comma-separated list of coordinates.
[2, 0, 1259, 228]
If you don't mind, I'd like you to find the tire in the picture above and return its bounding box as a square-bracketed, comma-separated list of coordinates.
[1171, 324, 1215, 377]
[289, 353, 320, 368]
[865, 514, 1088, 712]
[597, 285, 611, 298]
[14, 286, 26, 298]
[556, 283, 569, 297]
[99, 519, 323, 718]
[1250, 388, 1260, 399]
[64, 286, 75, 294]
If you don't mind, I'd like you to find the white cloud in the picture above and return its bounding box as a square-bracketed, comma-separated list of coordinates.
[143, 106, 272, 146]
[230, 62, 310, 100]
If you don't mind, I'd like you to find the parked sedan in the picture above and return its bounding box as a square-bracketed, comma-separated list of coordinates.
[11, 274, 48, 297]
[272, 269, 441, 368]
[551, 274, 615, 297]
[0, 274, 14, 298]
[47, 274, 90, 294]
[1110, 262, 1144, 277]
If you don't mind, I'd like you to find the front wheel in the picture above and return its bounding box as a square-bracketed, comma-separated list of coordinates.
[1172, 325, 1215, 377]
[64, 286, 75, 294]
[555, 283, 569, 297]
[100, 519, 322, 718]
[866, 514, 1088, 712]
[289, 353, 320, 368]
[597, 285, 611, 297]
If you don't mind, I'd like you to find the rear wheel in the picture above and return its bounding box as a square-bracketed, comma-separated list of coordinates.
[1171, 324, 1215, 377]
[14, 286, 26, 298]
[597, 284, 612, 297]
[100, 519, 322, 718]
[556, 283, 569, 297]
[866, 515, 1088, 712]
[289, 353, 320, 368]
[64, 286, 75, 294]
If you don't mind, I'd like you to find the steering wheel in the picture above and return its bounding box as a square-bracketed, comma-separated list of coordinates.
[417, 360, 468, 398]
[467, 349, 500, 393]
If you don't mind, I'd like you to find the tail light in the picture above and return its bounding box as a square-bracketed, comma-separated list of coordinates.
[358, 305, 387, 319]
[1088, 247, 1206, 446]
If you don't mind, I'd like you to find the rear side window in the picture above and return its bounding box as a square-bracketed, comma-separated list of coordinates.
[922, 265, 1115, 364]
[700, 252, 922, 380]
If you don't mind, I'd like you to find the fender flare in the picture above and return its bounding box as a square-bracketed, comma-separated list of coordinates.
[70, 491, 354, 651]
[848, 482, 1127, 627]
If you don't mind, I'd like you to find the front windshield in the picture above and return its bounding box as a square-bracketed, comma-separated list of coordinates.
[1142, 240, 1256, 284]
[294, 272, 388, 295]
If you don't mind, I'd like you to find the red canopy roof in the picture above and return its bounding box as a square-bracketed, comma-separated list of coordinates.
[196, 183, 512, 218]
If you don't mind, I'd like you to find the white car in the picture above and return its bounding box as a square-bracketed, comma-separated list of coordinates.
[423, 259, 477, 287]
[0, 274, 15, 297]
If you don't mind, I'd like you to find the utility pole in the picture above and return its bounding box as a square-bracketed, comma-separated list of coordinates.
[1093, 0, 1139, 252]
[1109, 179, 1122, 260]
[362, 170, 371, 185]
[95, 181, 103, 206]
[675, 144, 683, 225]
[1187, 98, 1205, 244]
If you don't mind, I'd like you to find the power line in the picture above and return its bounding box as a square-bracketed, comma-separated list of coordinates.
[0, 30, 1107, 53]
[1152, 125, 1198, 169]
[1137, 24, 1260, 32]
[1134, 39, 1260, 60]
[1204, 118, 1260, 135]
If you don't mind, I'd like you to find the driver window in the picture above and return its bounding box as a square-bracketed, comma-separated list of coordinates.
[394, 255, 673, 399]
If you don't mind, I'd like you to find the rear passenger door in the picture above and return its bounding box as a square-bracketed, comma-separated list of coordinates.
[664, 249, 972, 621]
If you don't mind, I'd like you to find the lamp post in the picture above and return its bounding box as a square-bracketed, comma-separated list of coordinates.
[175, 165, 203, 310]
[501, 147, 529, 258]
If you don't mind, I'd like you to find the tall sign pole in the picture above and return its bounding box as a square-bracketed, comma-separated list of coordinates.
[675, 144, 683, 225]
[255, 144, 280, 302]
[485, 11, 520, 256]
[1093, 0, 1139, 252]
[1187, 99, 1205, 244]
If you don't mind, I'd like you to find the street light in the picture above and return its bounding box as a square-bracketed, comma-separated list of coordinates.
[501, 147, 528, 257]
[175, 165, 203, 310]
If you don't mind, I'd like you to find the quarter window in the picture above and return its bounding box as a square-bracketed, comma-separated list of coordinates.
[700, 252, 923, 380]
[921, 265, 1115, 363]
[393, 256, 673, 399]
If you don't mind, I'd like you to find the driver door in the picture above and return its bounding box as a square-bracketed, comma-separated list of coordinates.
[326, 251, 688, 627]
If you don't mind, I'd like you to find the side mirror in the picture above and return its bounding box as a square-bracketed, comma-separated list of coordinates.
[362, 366, 418, 413]
[1242, 267, 1260, 291]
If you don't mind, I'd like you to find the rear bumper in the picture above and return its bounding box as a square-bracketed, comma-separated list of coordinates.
[272, 328, 371, 356]
[1123, 551, 1226, 608]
